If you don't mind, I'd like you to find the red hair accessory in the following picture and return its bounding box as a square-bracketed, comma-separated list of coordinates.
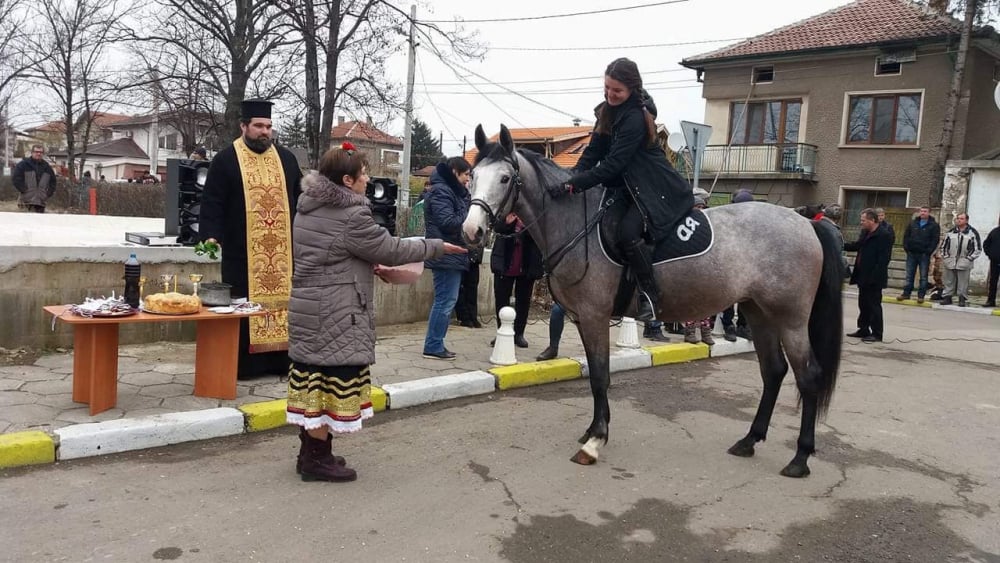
[341, 141, 357, 154]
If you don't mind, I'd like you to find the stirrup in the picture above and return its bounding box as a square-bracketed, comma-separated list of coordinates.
[635, 291, 657, 322]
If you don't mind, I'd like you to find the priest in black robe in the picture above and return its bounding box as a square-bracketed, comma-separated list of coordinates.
[199, 99, 303, 378]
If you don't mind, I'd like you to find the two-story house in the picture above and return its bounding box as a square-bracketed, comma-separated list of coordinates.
[331, 116, 404, 171]
[49, 110, 219, 180]
[22, 111, 131, 153]
[681, 0, 1000, 233]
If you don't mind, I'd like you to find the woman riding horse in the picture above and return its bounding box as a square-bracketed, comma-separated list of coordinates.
[563, 57, 693, 321]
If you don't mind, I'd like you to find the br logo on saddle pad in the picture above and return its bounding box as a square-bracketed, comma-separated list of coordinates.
[600, 207, 714, 266]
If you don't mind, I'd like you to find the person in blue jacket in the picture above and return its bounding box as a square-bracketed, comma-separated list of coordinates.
[422, 157, 472, 359]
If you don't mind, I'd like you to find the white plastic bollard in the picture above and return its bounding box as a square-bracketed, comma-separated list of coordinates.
[713, 314, 725, 336]
[490, 306, 518, 365]
[615, 316, 641, 348]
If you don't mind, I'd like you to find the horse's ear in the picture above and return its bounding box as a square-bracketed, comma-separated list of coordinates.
[499, 124, 514, 154]
[474, 125, 487, 151]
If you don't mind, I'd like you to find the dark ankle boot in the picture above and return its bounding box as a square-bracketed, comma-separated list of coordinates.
[297, 428, 345, 474]
[536, 346, 558, 361]
[622, 239, 659, 322]
[300, 434, 357, 482]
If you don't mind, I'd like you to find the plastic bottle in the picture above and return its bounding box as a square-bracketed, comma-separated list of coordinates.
[123, 253, 141, 308]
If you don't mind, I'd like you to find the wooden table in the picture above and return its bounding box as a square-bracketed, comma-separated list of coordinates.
[43, 306, 265, 415]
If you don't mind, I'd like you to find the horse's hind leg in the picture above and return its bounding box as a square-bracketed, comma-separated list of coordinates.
[777, 327, 822, 478]
[571, 318, 611, 465]
[728, 316, 788, 458]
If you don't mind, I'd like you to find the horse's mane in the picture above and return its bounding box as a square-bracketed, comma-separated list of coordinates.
[475, 143, 570, 195]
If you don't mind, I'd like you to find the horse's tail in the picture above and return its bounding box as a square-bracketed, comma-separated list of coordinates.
[808, 219, 843, 417]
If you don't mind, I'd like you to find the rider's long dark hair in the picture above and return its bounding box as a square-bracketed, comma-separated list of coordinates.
[596, 57, 657, 147]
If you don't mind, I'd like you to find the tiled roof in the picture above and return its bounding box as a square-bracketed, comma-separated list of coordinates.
[49, 138, 148, 159]
[683, 0, 961, 66]
[26, 120, 65, 133]
[552, 136, 592, 168]
[110, 111, 218, 127]
[91, 112, 131, 128]
[462, 126, 592, 168]
[331, 120, 403, 147]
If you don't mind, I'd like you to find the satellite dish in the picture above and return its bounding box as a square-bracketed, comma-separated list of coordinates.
[667, 131, 687, 153]
[994, 82, 1000, 112]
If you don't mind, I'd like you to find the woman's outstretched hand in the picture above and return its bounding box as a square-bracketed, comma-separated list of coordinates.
[443, 242, 469, 254]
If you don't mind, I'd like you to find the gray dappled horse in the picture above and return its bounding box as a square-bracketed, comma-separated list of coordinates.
[462, 125, 844, 478]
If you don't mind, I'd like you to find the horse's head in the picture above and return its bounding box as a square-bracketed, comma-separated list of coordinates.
[462, 124, 523, 248]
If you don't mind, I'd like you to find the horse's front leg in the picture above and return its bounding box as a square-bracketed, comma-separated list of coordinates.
[571, 320, 610, 465]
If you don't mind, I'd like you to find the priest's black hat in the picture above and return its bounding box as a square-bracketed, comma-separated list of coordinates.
[241, 99, 273, 120]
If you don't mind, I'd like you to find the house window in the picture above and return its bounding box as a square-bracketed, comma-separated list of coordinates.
[729, 99, 801, 145]
[846, 93, 921, 145]
[158, 133, 178, 151]
[752, 66, 774, 84]
[875, 60, 901, 76]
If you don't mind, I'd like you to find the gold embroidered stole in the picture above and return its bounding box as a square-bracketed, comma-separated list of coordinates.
[233, 137, 293, 353]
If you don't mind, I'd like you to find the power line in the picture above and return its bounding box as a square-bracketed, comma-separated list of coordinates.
[421, 67, 692, 86]
[419, 44, 586, 124]
[423, 0, 690, 23]
[489, 37, 747, 52]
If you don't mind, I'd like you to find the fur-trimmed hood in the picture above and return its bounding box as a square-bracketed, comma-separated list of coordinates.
[298, 171, 370, 214]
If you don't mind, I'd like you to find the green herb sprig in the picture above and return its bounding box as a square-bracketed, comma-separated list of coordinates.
[194, 240, 221, 260]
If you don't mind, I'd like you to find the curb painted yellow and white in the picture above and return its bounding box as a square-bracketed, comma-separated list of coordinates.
[0, 340, 755, 470]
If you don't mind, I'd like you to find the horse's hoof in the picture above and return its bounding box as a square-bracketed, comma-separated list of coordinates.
[727, 441, 755, 458]
[570, 449, 597, 465]
[779, 462, 810, 478]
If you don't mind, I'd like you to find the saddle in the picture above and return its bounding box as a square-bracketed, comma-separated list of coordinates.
[598, 191, 715, 317]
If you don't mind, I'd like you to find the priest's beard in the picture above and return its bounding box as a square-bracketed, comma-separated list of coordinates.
[243, 134, 272, 153]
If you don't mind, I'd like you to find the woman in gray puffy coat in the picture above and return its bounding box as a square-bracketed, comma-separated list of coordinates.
[286, 143, 466, 483]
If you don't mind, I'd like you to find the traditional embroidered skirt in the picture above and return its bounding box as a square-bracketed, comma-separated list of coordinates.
[286, 362, 373, 433]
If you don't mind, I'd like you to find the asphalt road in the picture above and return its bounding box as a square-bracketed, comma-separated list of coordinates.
[2, 301, 999, 562]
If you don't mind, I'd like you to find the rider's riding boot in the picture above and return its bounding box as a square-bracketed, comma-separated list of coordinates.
[622, 239, 659, 322]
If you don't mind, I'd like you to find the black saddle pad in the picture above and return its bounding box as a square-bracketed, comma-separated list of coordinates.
[599, 192, 714, 265]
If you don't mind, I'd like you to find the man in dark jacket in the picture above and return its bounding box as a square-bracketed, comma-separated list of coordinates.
[897, 206, 941, 303]
[983, 214, 1000, 308]
[845, 208, 893, 343]
[12, 145, 57, 213]
[422, 157, 471, 359]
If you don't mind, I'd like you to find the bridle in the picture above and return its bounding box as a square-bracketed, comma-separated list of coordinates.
[469, 150, 523, 233]
[469, 148, 611, 286]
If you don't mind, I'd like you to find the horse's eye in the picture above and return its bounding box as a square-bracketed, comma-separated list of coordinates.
[501, 175, 511, 184]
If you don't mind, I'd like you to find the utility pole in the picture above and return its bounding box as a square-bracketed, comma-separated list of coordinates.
[399, 4, 417, 208]
[149, 70, 160, 180]
[1, 101, 9, 176]
[438, 131, 443, 156]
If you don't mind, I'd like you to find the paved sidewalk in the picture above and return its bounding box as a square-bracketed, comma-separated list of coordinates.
[0, 314, 679, 434]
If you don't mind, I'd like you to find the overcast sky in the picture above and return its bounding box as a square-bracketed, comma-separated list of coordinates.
[379, 0, 857, 156]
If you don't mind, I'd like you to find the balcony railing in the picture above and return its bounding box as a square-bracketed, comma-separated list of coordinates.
[698, 143, 818, 180]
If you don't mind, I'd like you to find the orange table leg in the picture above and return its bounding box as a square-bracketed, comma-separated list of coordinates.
[83, 324, 120, 415]
[194, 317, 240, 400]
[72, 326, 96, 403]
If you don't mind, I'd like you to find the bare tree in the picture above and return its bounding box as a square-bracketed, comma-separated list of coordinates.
[0, 0, 33, 106]
[931, 0, 984, 206]
[131, 36, 227, 154]
[124, 0, 300, 144]
[24, 0, 128, 180]
[278, 0, 482, 167]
